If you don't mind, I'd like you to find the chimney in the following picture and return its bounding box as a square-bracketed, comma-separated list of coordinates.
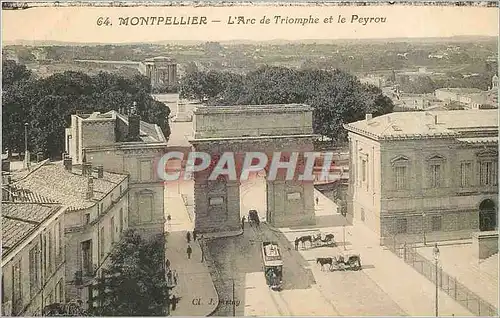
[2, 173, 13, 201]
[96, 165, 104, 178]
[64, 156, 73, 171]
[365, 113, 373, 121]
[82, 162, 92, 176]
[36, 152, 44, 162]
[128, 115, 141, 141]
[2, 160, 11, 172]
[86, 176, 94, 200]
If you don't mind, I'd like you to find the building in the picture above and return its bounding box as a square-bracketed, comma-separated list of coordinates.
[10, 160, 129, 308]
[2, 173, 67, 316]
[344, 110, 498, 244]
[65, 110, 168, 237]
[435, 76, 499, 109]
[138, 56, 178, 88]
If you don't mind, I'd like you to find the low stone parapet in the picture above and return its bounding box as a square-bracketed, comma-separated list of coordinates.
[472, 230, 499, 260]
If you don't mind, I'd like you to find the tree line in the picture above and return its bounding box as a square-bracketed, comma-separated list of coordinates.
[2, 60, 171, 159]
[179, 65, 394, 144]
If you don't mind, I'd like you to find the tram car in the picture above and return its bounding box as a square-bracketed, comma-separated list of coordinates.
[261, 241, 283, 291]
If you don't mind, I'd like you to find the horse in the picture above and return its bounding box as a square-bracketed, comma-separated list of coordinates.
[316, 257, 334, 271]
[295, 235, 313, 249]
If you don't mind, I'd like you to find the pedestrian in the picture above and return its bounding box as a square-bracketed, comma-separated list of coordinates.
[170, 293, 178, 311]
[186, 231, 191, 243]
[241, 216, 246, 230]
[165, 258, 170, 269]
[167, 214, 172, 229]
[187, 245, 192, 259]
[294, 238, 299, 251]
[167, 269, 172, 284]
[193, 229, 197, 241]
[316, 197, 319, 205]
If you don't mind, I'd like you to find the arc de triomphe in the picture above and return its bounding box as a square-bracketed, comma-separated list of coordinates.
[189, 104, 318, 234]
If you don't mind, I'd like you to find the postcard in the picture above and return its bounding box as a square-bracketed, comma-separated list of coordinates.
[1, 1, 498, 317]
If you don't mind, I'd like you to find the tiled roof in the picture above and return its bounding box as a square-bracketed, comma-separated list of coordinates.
[344, 110, 498, 140]
[12, 161, 127, 211]
[2, 203, 62, 257]
[110, 111, 167, 143]
[8, 186, 59, 204]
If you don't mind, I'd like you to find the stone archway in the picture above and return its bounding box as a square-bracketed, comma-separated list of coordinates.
[190, 104, 317, 234]
[479, 199, 497, 231]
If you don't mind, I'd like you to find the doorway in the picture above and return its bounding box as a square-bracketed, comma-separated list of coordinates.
[479, 199, 497, 231]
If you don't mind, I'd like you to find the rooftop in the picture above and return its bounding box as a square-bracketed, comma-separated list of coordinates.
[76, 110, 167, 144]
[344, 110, 498, 140]
[2, 203, 62, 259]
[11, 161, 127, 211]
[436, 88, 484, 94]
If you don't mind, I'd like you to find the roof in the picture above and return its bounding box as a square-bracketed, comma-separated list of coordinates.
[11, 161, 127, 211]
[344, 110, 498, 140]
[436, 88, 484, 94]
[2, 203, 62, 258]
[75, 111, 167, 144]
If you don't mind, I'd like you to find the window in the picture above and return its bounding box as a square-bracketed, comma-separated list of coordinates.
[396, 218, 408, 234]
[432, 216, 442, 231]
[479, 160, 498, 186]
[47, 231, 53, 274]
[99, 227, 105, 260]
[110, 217, 115, 243]
[12, 260, 22, 308]
[29, 245, 40, 296]
[460, 162, 472, 188]
[394, 166, 407, 190]
[361, 159, 367, 182]
[429, 164, 441, 188]
[81, 240, 92, 276]
[84, 213, 90, 225]
[55, 222, 61, 261]
[100, 203, 104, 214]
[119, 208, 124, 234]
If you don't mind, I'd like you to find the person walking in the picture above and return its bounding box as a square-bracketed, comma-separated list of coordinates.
[186, 231, 191, 243]
[165, 258, 170, 270]
[187, 245, 192, 259]
[167, 214, 172, 230]
[170, 293, 178, 311]
[241, 216, 246, 230]
[193, 229, 197, 241]
[167, 269, 173, 285]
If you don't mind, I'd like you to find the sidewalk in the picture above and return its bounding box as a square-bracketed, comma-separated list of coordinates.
[165, 192, 218, 316]
[346, 223, 473, 316]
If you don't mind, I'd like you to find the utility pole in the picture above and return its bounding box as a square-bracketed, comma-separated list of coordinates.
[232, 278, 236, 316]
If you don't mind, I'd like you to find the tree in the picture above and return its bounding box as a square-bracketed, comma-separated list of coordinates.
[2, 61, 171, 158]
[90, 229, 167, 316]
[179, 66, 394, 145]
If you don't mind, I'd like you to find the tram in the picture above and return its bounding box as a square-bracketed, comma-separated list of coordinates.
[261, 241, 283, 291]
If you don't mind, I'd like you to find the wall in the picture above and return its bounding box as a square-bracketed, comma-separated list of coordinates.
[472, 231, 499, 259]
[2, 214, 65, 316]
[348, 132, 382, 234]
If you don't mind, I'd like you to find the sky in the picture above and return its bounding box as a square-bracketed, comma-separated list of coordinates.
[2, 4, 498, 44]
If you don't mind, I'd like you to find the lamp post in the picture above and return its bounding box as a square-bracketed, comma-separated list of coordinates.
[433, 243, 440, 317]
[24, 122, 29, 168]
[422, 212, 427, 246]
[343, 225, 347, 251]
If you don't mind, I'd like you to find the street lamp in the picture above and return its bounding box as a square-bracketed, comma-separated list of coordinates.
[24, 123, 29, 169]
[422, 212, 427, 246]
[433, 243, 440, 317]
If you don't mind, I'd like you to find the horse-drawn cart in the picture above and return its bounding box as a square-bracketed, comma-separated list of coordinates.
[316, 253, 362, 272]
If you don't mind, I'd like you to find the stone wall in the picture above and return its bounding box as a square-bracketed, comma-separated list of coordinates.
[472, 231, 499, 259]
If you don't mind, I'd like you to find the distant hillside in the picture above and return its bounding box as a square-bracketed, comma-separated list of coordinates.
[3, 36, 497, 47]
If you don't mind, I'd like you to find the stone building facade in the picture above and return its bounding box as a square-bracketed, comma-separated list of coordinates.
[65, 110, 168, 237]
[190, 104, 317, 233]
[344, 110, 498, 244]
[10, 161, 129, 309]
[1, 186, 66, 316]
